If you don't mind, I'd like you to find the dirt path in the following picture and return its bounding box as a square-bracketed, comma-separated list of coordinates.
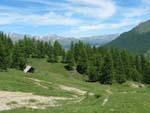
[28, 78, 52, 84]
[0, 78, 94, 111]
[28, 77, 94, 96]
[58, 85, 94, 96]
[101, 89, 113, 106]
[27, 78, 52, 89]
[34, 82, 49, 89]
[0, 91, 75, 111]
[102, 97, 108, 106]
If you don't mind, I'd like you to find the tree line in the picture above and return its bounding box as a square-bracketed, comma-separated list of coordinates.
[1, 32, 150, 84]
[0, 32, 63, 70]
[64, 41, 150, 84]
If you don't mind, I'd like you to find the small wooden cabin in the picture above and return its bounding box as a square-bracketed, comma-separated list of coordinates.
[24, 65, 34, 73]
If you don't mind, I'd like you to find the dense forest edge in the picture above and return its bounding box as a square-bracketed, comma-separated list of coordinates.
[1, 31, 150, 84]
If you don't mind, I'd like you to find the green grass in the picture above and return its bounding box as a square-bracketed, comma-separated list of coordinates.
[1, 58, 150, 113]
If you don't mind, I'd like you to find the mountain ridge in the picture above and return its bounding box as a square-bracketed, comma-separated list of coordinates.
[8, 33, 119, 48]
[106, 20, 150, 54]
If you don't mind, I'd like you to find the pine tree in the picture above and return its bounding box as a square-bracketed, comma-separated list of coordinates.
[61, 49, 66, 63]
[75, 41, 88, 74]
[0, 41, 7, 71]
[53, 41, 62, 62]
[88, 53, 103, 82]
[47, 42, 55, 63]
[129, 68, 142, 82]
[65, 50, 75, 70]
[53, 41, 62, 56]
[2, 34, 13, 67]
[11, 43, 26, 70]
[135, 55, 142, 73]
[140, 55, 150, 83]
[70, 41, 74, 55]
[87, 63, 97, 82]
[120, 50, 132, 79]
[100, 52, 114, 84]
[114, 50, 126, 83]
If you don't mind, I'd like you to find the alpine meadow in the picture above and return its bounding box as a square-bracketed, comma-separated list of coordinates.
[0, 0, 150, 113]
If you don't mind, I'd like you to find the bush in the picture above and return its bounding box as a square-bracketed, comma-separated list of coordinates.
[64, 65, 74, 71]
[129, 68, 143, 82]
[94, 94, 101, 99]
[115, 74, 126, 84]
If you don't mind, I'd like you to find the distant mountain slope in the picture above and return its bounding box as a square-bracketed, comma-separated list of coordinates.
[8, 33, 25, 41]
[9, 33, 119, 48]
[107, 20, 150, 54]
[80, 34, 119, 47]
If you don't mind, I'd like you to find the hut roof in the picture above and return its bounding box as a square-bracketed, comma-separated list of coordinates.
[24, 66, 32, 73]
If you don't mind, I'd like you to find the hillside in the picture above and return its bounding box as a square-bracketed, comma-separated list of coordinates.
[0, 59, 150, 113]
[107, 20, 150, 54]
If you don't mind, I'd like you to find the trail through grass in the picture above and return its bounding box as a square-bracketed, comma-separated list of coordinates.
[0, 59, 150, 113]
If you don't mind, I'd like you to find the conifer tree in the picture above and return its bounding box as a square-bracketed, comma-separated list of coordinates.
[61, 49, 66, 63]
[47, 42, 55, 63]
[53, 41, 62, 62]
[87, 63, 97, 82]
[53, 41, 62, 56]
[11, 43, 26, 70]
[141, 55, 150, 83]
[100, 52, 114, 84]
[0, 41, 7, 71]
[88, 53, 103, 82]
[65, 50, 75, 70]
[114, 51, 126, 83]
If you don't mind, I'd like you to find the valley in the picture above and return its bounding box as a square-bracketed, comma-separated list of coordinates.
[1, 0, 150, 112]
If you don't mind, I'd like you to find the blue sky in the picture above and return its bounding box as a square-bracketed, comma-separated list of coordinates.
[0, 0, 150, 37]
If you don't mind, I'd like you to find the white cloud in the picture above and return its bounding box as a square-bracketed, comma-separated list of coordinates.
[67, 0, 116, 19]
[66, 18, 143, 36]
[123, 7, 150, 18]
[0, 6, 82, 26]
[0, 0, 116, 26]
[110, 19, 142, 28]
[0, 14, 81, 26]
[18, 0, 116, 19]
[25, 12, 81, 26]
[77, 24, 103, 31]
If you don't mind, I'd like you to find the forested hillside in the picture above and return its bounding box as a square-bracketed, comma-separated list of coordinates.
[1, 31, 150, 84]
[107, 20, 150, 54]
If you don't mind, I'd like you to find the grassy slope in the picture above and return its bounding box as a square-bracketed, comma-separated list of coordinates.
[0, 59, 150, 113]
